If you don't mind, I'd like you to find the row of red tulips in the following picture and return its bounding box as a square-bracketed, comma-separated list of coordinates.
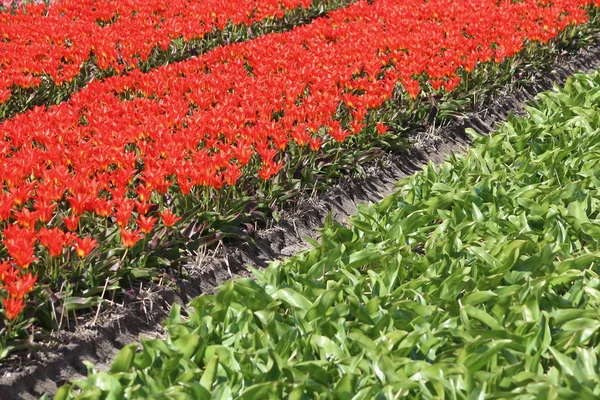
[0, 0, 313, 104]
[0, 0, 594, 331]
[0, 0, 46, 12]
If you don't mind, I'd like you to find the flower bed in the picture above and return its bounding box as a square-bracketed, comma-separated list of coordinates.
[0, 0, 596, 359]
[0, 0, 312, 93]
[0, 0, 353, 120]
[0, 0, 48, 12]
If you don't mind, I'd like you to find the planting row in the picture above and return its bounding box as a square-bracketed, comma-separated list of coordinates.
[0, 0, 46, 11]
[0, 0, 358, 122]
[51, 68, 600, 399]
[0, 0, 595, 342]
[0, 0, 313, 100]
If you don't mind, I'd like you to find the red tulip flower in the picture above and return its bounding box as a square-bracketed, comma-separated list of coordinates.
[120, 228, 142, 248]
[73, 236, 98, 258]
[3, 297, 25, 321]
[136, 215, 158, 234]
[376, 123, 389, 135]
[63, 214, 80, 231]
[4, 273, 37, 300]
[159, 209, 181, 228]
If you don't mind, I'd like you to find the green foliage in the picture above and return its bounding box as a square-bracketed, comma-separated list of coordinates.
[54, 69, 600, 398]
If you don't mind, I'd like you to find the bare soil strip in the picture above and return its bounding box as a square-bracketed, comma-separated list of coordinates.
[2, 43, 600, 400]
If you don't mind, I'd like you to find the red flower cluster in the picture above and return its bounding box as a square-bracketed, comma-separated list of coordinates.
[0, 0, 593, 321]
[0, 0, 312, 103]
[0, 260, 35, 320]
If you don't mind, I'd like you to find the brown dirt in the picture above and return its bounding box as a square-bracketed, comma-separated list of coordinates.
[1, 42, 600, 400]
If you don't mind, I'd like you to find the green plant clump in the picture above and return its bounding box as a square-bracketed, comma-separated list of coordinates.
[54, 70, 600, 399]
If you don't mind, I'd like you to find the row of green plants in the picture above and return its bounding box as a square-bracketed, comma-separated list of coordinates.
[0, 0, 354, 122]
[50, 68, 600, 399]
[3, 2, 599, 363]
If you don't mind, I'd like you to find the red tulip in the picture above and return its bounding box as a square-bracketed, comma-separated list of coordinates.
[120, 228, 142, 248]
[136, 215, 158, 234]
[3, 297, 25, 321]
[159, 209, 182, 228]
[73, 236, 98, 258]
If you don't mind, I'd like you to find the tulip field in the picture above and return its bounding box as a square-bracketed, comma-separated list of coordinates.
[51, 69, 600, 399]
[0, 0, 355, 120]
[1, 0, 600, 397]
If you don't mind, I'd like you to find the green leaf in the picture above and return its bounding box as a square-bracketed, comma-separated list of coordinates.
[238, 382, 279, 399]
[174, 333, 201, 359]
[581, 223, 600, 240]
[64, 296, 101, 312]
[311, 335, 345, 359]
[93, 371, 124, 397]
[346, 249, 380, 269]
[567, 201, 591, 230]
[463, 306, 503, 330]
[200, 356, 219, 391]
[109, 344, 137, 373]
[52, 384, 72, 400]
[555, 253, 600, 273]
[462, 291, 498, 306]
[334, 373, 356, 396]
[273, 288, 313, 313]
[548, 347, 575, 376]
